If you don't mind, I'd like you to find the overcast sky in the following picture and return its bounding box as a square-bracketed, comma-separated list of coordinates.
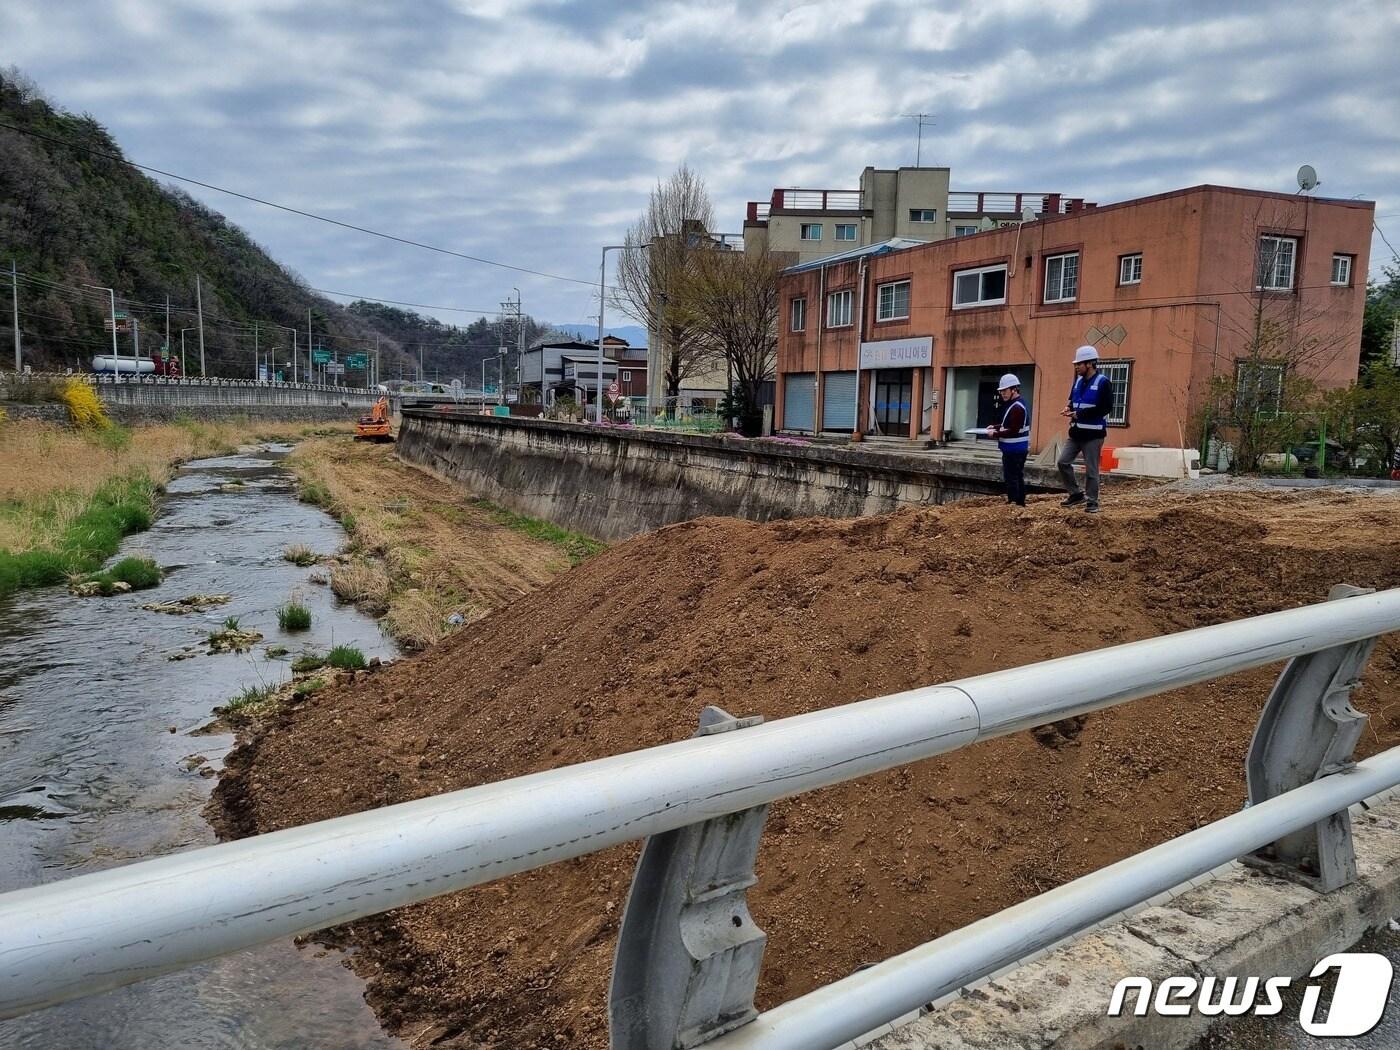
[4, 0, 1399, 329]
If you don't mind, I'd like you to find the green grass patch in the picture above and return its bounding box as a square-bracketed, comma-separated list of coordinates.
[277, 601, 313, 631]
[292, 677, 327, 700]
[222, 615, 241, 631]
[291, 653, 326, 674]
[220, 681, 278, 714]
[297, 480, 331, 507]
[338, 510, 357, 533]
[326, 644, 367, 671]
[0, 472, 159, 596]
[265, 645, 290, 659]
[283, 543, 318, 566]
[469, 498, 605, 566]
[86, 556, 162, 594]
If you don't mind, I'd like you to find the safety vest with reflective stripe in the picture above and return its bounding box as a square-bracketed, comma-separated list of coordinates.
[1068, 372, 1112, 433]
[997, 397, 1029, 452]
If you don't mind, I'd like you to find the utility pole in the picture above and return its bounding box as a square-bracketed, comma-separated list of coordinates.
[307, 308, 314, 384]
[108, 289, 119, 368]
[10, 260, 19, 371]
[499, 290, 523, 403]
[418, 343, 423, 383]
[195, 276, 207, 377]
[164, 294, 170, 360]
[253, 322, 260, 380]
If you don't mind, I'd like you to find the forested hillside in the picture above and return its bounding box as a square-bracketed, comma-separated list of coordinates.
[0, 68, 545, 382]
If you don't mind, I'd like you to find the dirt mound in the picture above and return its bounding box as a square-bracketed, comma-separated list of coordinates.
[210, 489, 1400, 1049]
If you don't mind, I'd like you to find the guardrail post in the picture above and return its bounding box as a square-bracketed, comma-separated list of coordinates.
[1244, 584, 1377, 891]
[610, 705, 769, 1049]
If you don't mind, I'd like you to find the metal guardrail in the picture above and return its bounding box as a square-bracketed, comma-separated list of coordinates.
[1, 586, 1398, 1046]
[1, 370, 373, 395]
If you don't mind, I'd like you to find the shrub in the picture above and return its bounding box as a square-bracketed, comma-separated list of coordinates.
[283, 543, 317, 566]
[326, 644, 367, 670]
[60, 379, 110, 429]
[277, 601, 312, 631]
[86, 555, 162, 594]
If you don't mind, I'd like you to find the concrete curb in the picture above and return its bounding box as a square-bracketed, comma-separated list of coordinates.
[866, 790, 1400, 1049]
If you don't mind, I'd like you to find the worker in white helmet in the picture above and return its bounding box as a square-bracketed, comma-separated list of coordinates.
[985, 372, 1029, 506]
[1058, 345, 1114, 513]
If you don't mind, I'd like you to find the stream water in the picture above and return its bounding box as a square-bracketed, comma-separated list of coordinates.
[0, 444, 404, 1049]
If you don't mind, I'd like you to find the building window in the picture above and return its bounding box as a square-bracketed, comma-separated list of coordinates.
[835, 224, 857, 241]
[1043, 252, 1079, 304]
[952, 264, 1007, 309]
[622, 370, 631, 382]
[875, 280, 911, 322]
[954, 225, 980, 237]
[1332, 254, 1353, 286]
[1256, 235, 1297, 291]
[1119, 253, 1143, 285]
[826, 289, 853, 328]
[909, 209, 938, 223]
[1235, 361, 1286, 419]
[800, 223, 822, 241]
[790, 296, 806, 333]
[1097, 360, 1132, 426]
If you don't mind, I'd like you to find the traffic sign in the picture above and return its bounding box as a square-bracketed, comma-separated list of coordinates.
[607, 381, 620, 397]
[325, 362, 345, 376]
[312, 348, 332, 364]
[345, 353, 368, 369]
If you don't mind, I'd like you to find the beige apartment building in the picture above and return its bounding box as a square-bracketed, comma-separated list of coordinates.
[743, 165, 1090, 264]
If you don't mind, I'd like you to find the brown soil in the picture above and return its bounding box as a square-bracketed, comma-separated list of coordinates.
[209, 488, 1400, 1049]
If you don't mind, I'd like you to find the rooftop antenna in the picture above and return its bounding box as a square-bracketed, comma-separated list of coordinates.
[1297, 164, 1319, 194]
[901, 113, 937, 166]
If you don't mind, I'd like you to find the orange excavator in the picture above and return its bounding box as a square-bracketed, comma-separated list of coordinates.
[354, 396, 393, 442]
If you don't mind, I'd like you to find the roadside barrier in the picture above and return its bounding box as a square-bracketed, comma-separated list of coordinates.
[2, 584, 1398, 1050]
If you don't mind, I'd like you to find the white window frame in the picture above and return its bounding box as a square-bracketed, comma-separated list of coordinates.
[800, 223, 823, 241]
[1119, 253, 1143, 286]
[875, 280, 911, 322]
[1331, 253, 1353, 286]
[1256, 235, 1297, 291]
[834, 223, 857, 242]
[826, 289, 853, 328]
[1097, 359, 1132, 426]
[952, 263, 1008, 310]
[790, 296, 807, 333]
[954, 225, 980, 237]
[1043, 251, 1079, 304]
[909, 208, 938, 223]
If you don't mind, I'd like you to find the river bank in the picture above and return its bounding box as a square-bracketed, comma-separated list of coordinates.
[280, 435, 601, 648]
[210, 486, 1400, 1049]
[0, 417, 349, 594]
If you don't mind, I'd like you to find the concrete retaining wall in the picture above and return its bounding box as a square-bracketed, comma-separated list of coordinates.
[397, 409, 1057, 541]
[92, 379, 374, 410]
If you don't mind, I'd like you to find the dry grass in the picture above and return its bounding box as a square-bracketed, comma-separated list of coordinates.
[330, 559, 392, 614]
[0, 419, 351, 556]
[286, 436, 587, 649]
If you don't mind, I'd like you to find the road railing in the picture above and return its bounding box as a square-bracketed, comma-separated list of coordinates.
[1, 585, 1398, 1050]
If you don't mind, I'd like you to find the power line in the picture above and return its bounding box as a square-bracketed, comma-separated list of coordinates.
[310, 286, 503, 315]
[0, 119, 598, 287]
[1375, 221, 1400, 266]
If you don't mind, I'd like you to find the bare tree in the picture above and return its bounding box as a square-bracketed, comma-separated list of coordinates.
[614, 165, 718, 404]
[679, 246, 781, 434]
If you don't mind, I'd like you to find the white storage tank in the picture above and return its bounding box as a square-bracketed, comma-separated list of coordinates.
[91, 356, 155, 375]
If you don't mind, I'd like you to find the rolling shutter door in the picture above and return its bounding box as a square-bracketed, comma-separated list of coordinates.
[783, 373, 815, 432]
[821, 371, 857, 431]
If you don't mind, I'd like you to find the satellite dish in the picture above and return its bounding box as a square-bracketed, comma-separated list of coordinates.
[1021, 206, 1036, 223]
[1297, 165, 1319, 192]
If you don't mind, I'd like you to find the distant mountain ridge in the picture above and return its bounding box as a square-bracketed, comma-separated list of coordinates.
[0, 67, 544, 381]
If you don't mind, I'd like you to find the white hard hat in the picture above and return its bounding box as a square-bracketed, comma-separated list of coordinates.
[997, 373, 1021, 391]
[1073, 345, 1100, 364]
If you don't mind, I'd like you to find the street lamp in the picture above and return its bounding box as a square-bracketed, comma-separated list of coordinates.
[596, 243, 647, 423]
